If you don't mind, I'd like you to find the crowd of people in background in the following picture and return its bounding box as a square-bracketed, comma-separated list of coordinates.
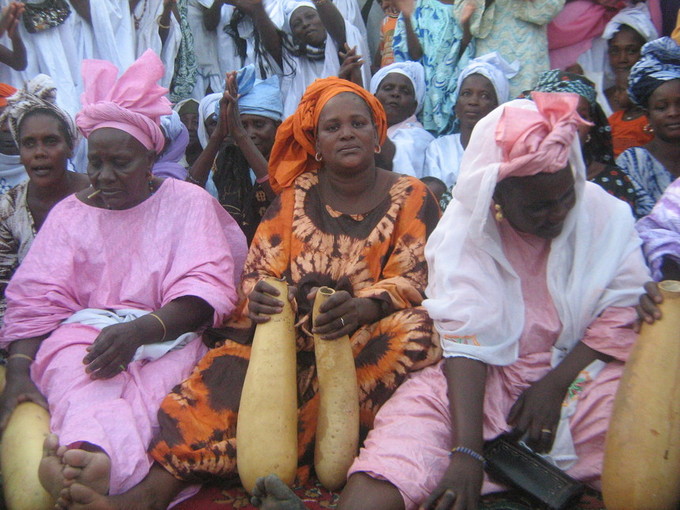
[0, 0, 677, 509]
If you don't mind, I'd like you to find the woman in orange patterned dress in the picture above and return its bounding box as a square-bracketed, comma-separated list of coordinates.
[66, 77, 441, 509]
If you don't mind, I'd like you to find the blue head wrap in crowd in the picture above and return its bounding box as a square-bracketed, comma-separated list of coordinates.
[235, 64, 284, 122]
[628, 37, 680, 108]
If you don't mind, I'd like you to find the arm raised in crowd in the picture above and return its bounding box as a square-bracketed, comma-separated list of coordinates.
[227, 0, 283, 67]
[0, 2, 25, 71]
[392, 0, 421, 60]
[311, 0, 346, 51]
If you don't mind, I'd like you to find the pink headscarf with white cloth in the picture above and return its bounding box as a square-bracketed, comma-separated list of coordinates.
[495, 92, 590, 181]
[424, 92, 646, 367]
[76, 49, 171, 154]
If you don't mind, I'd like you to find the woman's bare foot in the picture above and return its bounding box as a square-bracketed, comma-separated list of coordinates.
[62, 446, 111, 496]
[38, 434, 66, 502]
[66, 484, 119, 510]
[251, 474, 307, 510]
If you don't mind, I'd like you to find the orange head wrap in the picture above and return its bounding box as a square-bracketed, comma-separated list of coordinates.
[0, 84, 17, 108]
[268, 77, 387, 193]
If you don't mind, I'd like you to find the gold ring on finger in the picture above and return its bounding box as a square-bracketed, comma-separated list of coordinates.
[119, 364, 127, 372]
[541, 428, 552, 435]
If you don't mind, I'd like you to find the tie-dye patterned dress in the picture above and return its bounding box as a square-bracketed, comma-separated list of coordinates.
[151, 171, 442, 484]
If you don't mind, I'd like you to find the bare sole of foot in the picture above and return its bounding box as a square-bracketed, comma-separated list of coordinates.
[251, 474, 307, 510]
[62, 447, 111, 496]
[67, 483, 117, 510]
[38, 433, 66, 502]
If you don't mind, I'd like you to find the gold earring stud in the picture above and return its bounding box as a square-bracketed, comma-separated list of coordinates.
[494, 203, 504, 222]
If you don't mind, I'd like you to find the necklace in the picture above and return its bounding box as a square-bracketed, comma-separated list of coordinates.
[133, 0, 148, 30]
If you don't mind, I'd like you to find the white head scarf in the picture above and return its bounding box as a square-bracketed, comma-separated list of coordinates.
[197, 92, 221, 149]
[602, 3, 658, 42]
[370, 61, 427, 114]
[282, 0, 316, 34]
[455, 52, 520, 105]
[424, 97, 648, 367]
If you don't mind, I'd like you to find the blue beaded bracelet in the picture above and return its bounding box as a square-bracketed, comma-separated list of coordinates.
[450, 446, 485, 465]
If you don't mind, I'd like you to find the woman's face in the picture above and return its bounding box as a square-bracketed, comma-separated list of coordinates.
[494, 165, 576, 240]
[204, 114, 218, 139]
[290, 7, 326, 48]
[316, 92, 378, 174]
[180, 112, 199, 146]
[240, 114, 279, 159]
[19, 112, 71, 188]
[87, 128, 156, 210]
[608, 27, 644, 80]
[576, 95, 593, 145]
[374, 73, 417, 127]
[455, 74, 498, 132]
[646, 79, 680, 143]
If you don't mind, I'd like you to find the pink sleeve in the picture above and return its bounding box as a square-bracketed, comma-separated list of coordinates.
[581, 306, 638, 362]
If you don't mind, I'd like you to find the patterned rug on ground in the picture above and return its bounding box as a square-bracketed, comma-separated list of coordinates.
[174, 480, 606, 509]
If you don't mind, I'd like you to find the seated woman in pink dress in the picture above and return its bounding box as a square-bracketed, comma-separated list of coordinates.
[338, 92, 650, 510]
[0, 50, 247, 503]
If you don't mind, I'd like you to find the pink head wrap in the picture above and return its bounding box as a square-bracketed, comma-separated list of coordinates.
[76, 49, 172, 154]
[494, 91, 590, 182]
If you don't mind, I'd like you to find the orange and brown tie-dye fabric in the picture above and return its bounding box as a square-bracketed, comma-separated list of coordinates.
[150, 171, 441, 484]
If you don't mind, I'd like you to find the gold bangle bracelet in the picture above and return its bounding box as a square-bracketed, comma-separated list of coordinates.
[156, 14, 171, 29]
[8, 353, 34, 363]
[148, 312, 167, 341]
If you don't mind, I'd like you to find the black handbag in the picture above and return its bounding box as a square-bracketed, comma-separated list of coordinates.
[22, 0, 71, 34]
[483, 435, 586, 510]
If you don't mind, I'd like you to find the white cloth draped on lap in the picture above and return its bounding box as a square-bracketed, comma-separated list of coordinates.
[63, 308, 199, 362]
[424, 99, 648, 367]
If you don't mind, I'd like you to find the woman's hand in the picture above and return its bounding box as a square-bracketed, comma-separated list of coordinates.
[338, 44, 364, 85]
[309, 288, 361, 340]
[636, 281, 662, 328]
[0, 369, 48, 430]
[420, 454, 483, 510]
[224, 71, 246, 138]
[248, 279, 296, 323]
[507, 374, 566, 453]
[83, 322, 145, 380]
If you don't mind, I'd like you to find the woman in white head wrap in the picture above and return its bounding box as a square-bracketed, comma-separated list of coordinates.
[423, 52, 519, 189]
[339, 92, 649, 510]
[370, 61, 433, 177]
[227, 0, 371, 118]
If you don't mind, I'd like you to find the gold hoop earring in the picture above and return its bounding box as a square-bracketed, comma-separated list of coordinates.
[315, 152, 323, 162]
[375, 145, 382, 154]
[585, 133, 592, 144]
[643, 123, 654, 135]
[494, 203, 504, 222]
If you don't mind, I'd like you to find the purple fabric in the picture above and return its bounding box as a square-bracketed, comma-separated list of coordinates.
[636, 177, 680, 281]
[153, 122, 189, 180]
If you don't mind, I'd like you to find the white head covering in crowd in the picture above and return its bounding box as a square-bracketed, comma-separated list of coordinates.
[283, 0, 316, 35]
[197, 92, 221, 149]
[370, 61, 427, 114]
[455, 52, 520, 105]
[602, 2, 658, 42]
[424, 92, 647, 367]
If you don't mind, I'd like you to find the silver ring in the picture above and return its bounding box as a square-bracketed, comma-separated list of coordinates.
[339, 317, 345, 327]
